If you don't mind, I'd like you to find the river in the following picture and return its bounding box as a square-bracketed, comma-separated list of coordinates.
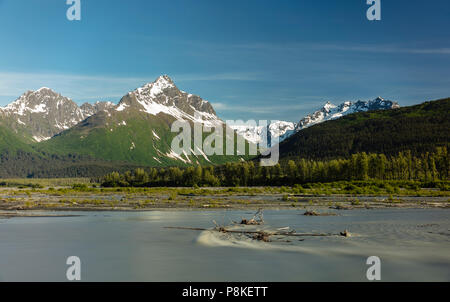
[0, 208, 448, 281]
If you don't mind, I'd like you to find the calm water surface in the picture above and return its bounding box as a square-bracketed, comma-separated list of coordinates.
[0, 208, 449, 281]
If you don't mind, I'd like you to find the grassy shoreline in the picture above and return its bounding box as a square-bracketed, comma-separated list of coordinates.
[0, 179, 448, 213]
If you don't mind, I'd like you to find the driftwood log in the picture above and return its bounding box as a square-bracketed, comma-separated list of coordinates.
[165, 209, 350, 242]
[240, 208, 264, 225]
[164, 226, 344, 237]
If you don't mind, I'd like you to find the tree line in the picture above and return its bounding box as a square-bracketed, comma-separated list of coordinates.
[0, 150, 141, 178]
[100, 147, 449, 187]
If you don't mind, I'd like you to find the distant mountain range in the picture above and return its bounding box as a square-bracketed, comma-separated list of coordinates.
[1, 74, 441, 178]
[0, 75, 250, 177]
[0, 78, 399, 149]
[230, 97, 400, 146]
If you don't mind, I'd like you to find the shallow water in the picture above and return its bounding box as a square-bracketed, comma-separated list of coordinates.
[0, 208, 449, 281]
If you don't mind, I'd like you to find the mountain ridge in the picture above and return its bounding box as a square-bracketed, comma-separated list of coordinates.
[231, 97, 400, 146]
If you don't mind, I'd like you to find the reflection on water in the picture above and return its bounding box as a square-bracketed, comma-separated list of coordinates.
[0, 209, 449, 281]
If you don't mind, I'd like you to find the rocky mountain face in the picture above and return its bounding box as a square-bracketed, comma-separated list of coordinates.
[115, 75, 220, 127]
[231, 97, 399, 146]
[80, 101, 115, 117]
[0, 87, 114, 142]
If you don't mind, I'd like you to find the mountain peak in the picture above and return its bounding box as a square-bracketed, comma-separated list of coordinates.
[116, 75, 218, 122]
[36, 87, 53, 92]
[133, 75, 176, 99]
[367, 97, 400, 109]
[0, 88, 117, 142]
[148, 74, 175, 86]
[156, 74, 174, 84]
[31, 87, 62, 98]
[323, 101, 337, 111]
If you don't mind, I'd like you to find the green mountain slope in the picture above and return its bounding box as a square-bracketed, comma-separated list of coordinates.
[0, 123, 34, 154]
[37, 110, 251, 167]
[278, 98, 450, 160]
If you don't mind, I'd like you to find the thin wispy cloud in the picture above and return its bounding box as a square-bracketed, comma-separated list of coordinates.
[175, 72, 263, 82]
[0, 71, 263, 105]
[211, 101, 326, 117]
[188, 40, 450, 56]
[308, 43, 450, 55]
[0, 72, 148, 100]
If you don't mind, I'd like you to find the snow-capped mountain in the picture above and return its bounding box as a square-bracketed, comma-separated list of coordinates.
[229, 121, 296, 146]
[0, 87, 114, 141]
[115, 75, 222, 127]
[0, 75, 246, 167]
[36, 75, 245, 167]
[229, 97, 399, 146]
[0, 74, 401, 167]
[296, 97, 400, 131]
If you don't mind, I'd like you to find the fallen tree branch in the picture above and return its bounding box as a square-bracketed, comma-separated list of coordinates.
[165, 209, 350, 242]
[164, 226, 342, 237]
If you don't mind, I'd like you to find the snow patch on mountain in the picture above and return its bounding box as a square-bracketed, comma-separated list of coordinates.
[152, 130, 160, 140]
[116, 103, 128, 111]
[32, 135, 51, 142]
[193, 145, 211, 163]
[229, 124, 266, 145]
[166, 149, 190, 164]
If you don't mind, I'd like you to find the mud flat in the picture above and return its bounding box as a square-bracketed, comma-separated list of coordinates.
[0, 211, 81, 219]
[0, 188, 449, 212]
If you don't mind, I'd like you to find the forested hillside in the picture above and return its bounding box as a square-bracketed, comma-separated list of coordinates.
[277, 98, 450, 161]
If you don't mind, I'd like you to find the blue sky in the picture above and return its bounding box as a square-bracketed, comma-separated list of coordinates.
[0, 0, 449, 122]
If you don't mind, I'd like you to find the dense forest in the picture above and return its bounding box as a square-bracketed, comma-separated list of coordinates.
[0, 150, 143, 178]
[277, 98, 450, 160]
[100, 147, 449, 187]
